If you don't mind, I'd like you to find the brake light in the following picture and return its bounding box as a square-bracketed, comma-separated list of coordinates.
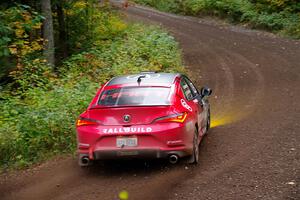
[76, 118, 98, 127]
[154, 112, 187, 123]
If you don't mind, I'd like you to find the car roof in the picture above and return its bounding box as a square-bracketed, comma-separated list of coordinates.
[106, 72, 181, 87]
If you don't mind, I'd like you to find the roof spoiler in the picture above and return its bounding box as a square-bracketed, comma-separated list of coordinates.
[140, 71, 157, 74]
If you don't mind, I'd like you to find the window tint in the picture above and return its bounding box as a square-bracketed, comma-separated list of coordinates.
[184, 77, 198, 97]
[107, 73, 177, 86]
[180, 79, 193, 100]
[98, 87, 171, 106]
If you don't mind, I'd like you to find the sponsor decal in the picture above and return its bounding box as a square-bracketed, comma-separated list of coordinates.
[167, 140, 183, 145]
[102, 127, 152, 134]
[181, 99, 192, 111]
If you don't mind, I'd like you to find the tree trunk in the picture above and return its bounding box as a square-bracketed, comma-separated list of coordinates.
[41, 0, 55, 66]
[56, 2, 68, 60]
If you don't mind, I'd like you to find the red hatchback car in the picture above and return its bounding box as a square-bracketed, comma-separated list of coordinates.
[76, 72, 212, 166]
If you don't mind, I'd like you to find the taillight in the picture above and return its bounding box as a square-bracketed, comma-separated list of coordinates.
[76, 118, 98, 127]
[154, 112, 188, 123]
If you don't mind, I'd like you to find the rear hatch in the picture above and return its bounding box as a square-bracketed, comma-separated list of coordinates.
[85, 86, 174, 125]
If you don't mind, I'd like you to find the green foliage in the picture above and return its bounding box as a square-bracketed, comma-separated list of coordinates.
[0, 4, 44, 81]
[134, 0, 300, 39]
[0, 20, 183, 169]
[0, 1, 127, 82]
[0, 79, 97, 168]
[63, 1, 127, 53]
[9, 59, 53, 92]
[94, 24, 183, 75]
[60, 23, 183, 83]
[134, 0, 183, 13]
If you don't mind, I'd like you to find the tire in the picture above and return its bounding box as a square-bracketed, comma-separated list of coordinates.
[206, 108, 211, 133]
[188, 129, 199, 164]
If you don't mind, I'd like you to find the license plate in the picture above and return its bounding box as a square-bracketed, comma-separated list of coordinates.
[116, 137, 137, 148]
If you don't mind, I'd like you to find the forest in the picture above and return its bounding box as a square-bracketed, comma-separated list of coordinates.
[0, 0, 183, 169]
[134, 0, 300, 38]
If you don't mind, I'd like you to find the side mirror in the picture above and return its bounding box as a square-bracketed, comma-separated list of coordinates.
[200, 87, 212, 97]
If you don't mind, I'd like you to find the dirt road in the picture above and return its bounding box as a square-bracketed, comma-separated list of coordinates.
[1, 3, 299, 200]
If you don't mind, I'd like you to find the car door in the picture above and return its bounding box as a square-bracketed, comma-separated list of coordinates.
[180, 78, 202, 134]
[183, 77, 208, 136]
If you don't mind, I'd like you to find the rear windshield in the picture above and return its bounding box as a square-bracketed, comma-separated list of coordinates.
[98, 87, 171, 106]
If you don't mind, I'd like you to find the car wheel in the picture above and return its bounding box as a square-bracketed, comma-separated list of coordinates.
[188, 129, 199, 164]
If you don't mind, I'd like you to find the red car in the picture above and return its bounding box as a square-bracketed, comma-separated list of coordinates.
[76, 72, 212, 166]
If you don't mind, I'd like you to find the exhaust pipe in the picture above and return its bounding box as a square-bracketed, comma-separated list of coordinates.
[169, 154, 179, 164]
[80, 156, 90, 166]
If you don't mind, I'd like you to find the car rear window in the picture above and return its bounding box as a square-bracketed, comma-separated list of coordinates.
[98, 87, 171, 106]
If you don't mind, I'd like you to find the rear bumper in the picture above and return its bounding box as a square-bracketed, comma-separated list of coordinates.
[77, 122, 195, 160]
[80, 148, 190, 160]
